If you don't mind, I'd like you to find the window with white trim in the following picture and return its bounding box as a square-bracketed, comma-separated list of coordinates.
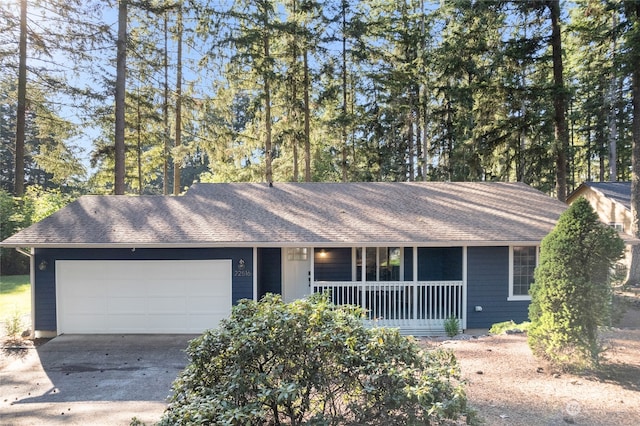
[609, 222, 624, 233]
[509, 246, 537, 300]
[287, 247, 308, 261]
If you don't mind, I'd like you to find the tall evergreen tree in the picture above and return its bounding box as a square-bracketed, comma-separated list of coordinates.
[548, 0, 570, 201]
[0, 0, 106, 195]
[624, 0, 640, 285]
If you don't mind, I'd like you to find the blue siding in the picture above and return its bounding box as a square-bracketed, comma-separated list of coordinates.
[257, 248, 281, 298]
[33, 263, 56, 331]
[34, 247, 253, 331]
[466, 246, 529, 328]
[314, 248, 351, 281]
[417, 247, 462, 281]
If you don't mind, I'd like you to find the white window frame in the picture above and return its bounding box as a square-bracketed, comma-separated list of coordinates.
[287, 247, 308, 261]
[507, 245, 538, 301]
[609, 222, 624, 233]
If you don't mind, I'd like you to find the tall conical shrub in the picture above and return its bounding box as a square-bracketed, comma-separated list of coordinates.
[528, 197, 624, 369]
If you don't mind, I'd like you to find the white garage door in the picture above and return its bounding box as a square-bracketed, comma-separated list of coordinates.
[56, 259, 232, 334]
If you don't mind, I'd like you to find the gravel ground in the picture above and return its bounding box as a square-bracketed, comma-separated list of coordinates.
[424, 294, 640, 426]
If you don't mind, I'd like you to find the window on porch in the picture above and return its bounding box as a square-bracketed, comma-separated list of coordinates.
[356, 247, 402, 281]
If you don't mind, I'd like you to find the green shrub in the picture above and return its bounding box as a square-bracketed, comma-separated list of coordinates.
[528, 197, 624, 370]
[160, 294, 471, 425]
[489, 320, 530, 335]
[4, 310, 24, 340]
[444, 315, 460, 337]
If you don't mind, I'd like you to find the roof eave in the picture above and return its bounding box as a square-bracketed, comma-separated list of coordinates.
[0, 239, 548, 249]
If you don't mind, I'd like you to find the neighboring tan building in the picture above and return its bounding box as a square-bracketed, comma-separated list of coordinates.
[567, 181, 637, 284]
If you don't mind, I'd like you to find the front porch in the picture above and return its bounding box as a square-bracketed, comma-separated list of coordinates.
[313, 280, 464, 336]
[256, 246, 467, 335]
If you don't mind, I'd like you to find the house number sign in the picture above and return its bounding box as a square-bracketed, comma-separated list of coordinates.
[234, 258, 252, 277]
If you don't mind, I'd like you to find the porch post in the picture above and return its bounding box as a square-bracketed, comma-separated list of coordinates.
[252, 247, 258, 301]
[413, 246, 418, 321]
[361, 246, 366, 312]
[352, 247, 357, 281]
[30, 247, 35, 339]
[309, 247, 314, 295]
[462, 246, 467, 330]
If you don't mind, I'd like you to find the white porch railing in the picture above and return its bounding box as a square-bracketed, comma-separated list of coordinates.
[312, 281, 464, 336]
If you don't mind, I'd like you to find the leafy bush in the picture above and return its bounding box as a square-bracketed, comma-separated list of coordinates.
[160, 294, 471, 425]
[0, 186, 77, 274]
[528, 197, 624, 370]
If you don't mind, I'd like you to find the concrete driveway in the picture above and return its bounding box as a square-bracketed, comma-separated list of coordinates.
[0, 334, 196, 425]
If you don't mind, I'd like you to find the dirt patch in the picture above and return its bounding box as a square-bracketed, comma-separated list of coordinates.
[614, 289, 640, 328]
[428, 330, 640, 425]
[424, 296, 640, 425]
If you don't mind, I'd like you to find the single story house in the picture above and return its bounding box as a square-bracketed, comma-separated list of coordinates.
[567, 181, 638, 283]
[1, 182, 567, 337]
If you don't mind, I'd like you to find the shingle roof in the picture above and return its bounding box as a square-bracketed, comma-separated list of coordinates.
[571, 181, 631, 211]
[0, 182, 566, 248]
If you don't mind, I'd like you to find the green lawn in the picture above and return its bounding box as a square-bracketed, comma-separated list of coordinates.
[0, 275, 31, 320]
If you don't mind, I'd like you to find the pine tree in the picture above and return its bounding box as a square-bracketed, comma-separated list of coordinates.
[625, 0, 640, 285]
[0, 0, 110, 195]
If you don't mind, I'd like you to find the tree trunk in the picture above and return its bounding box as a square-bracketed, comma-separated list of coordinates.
[114, 0, 127, 195]
[290, 0, 299, 182]
[173, 3, 183, 196]
[407, 98, 415, 181]
[629, 1, 640, 286]
[548, 0, 569, 202]
[341, 1, 348, 182]
[518, 69, 527, 182]
[419, 0, 428, 181]
[264, 33, 273, 185]
[137, 89, 142, 195]
[292, 87, 299, 182]
[163, 11, 170, 195]
[608, 13, 618, 182]
[14, 0, 27, 197]
[303, 48, 311, 182]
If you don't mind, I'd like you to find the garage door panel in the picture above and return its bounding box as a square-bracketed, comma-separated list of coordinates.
[63, 278, 108, 297]
[58, 263, 100, 280]
[56, 260, 233, 334]
[151, 284, 191, 297]
[66, 296, 107, 313]
[108, 297, 147, 314]
[109, 281, 147, 296]
[147, 297, 187, 313]
[187, 296, 228, 313]
[187, 314, 227, 328]
[108, 314, 148, 330]
[188, 279, 226, 292]
[65, 314, 109, 331]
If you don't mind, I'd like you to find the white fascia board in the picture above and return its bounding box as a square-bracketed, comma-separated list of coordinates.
[2, 239, 546, 249]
